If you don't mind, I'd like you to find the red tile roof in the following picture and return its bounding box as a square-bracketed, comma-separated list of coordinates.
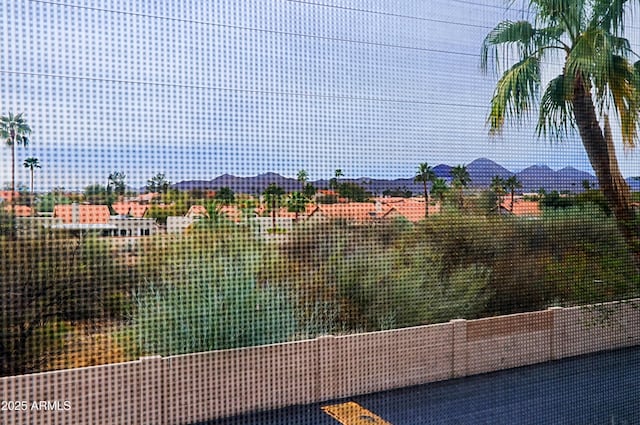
[219, 205, 242, 223]
[3, 205, 33, 217]
[186, 205, 209, 218]
[112, 203, 149, 218]
[0, 191, 19, 203]
[374, 198, 440, 222]
[500, 199, 541, 217]
[53, 204, 111, 224]
[314, 202, 396, 224]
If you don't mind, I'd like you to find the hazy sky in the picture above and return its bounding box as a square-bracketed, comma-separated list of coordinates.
[1, 0, 639, 190]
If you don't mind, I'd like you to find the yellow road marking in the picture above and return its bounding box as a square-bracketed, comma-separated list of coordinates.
[321, 401, 392, 425]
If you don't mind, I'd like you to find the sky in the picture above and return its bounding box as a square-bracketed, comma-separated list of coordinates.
[1, 0, 640, 191]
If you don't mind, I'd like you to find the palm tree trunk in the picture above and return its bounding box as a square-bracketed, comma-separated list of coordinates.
[11, 136, 15, 210]
[30, 168, 35, 216]
[423, 181, 429, 218]
[572, 77, 640, 269]
[271, 200, 276, 230]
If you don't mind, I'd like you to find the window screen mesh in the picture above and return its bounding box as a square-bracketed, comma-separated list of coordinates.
[1, 1, 639, 424]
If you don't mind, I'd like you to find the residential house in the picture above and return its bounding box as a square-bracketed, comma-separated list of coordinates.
[52, 203, 157, 236]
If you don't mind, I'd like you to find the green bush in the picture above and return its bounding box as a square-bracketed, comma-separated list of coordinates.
[133, 274, 297, 356]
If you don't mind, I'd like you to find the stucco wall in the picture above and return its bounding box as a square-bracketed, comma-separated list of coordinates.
[2, 300, 639, 425]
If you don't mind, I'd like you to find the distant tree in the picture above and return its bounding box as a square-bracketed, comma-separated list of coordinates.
[490, 175, 506, 211]
[0, 112, 31, 210]
[451, 164, 471, 209]
[430, 178, 449, 206]
[146, 173, 170, 194]
[414, 163, 436, 218]
[337, 182, 370, 203]
[329, 169, 344, 191]
[287, 191, 309, 222]
[382, 187, 413, 198]
[83, 184, 113, 205]
[23, 157, 40, 211]
[505, 175, 522, 212]
[581, 179, 592, 191]
[303, 183, 317, 199]
[263, 183, 285, 230]
[107, 171, 127, 196]
[214, 186, 235, 205]
[541, 191, 574, 210]
[297, 169, 309, 191]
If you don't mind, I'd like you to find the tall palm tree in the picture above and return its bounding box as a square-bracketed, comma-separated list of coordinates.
[1, 112, 32, 208]
[297, 169, 309, 191]
[430, 178, 449, 207]
[263, 183, 285, 230]
[451, 164, 471, 210]
[287, 191, 308, 222]
[490, 175, 506, 211]
[482, 0, 640, 266]
[23, 157, 40, 213]
[504, 175, 522, 212]
[414, 162, 436, 218]
[330, 169, 344, 191]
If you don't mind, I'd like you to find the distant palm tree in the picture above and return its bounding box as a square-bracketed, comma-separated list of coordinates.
[414, 163, 436, 218]
[505, 175, 522, 212]
[430, 178, 449, 206]
[490, 175, 506, 211]
[451, 165, 471, 210]
[263, 183, 285, 230]
[297, 169, 308, 191]
[330, 169, 344, 191]
[1, 112, 32, 208]
[287, 191, 308, 222]
[23, 157, 40, 212]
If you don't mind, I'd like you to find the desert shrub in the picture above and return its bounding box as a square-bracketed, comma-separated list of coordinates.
[0, 235, 131, 375]
[133, 272, 297, 356]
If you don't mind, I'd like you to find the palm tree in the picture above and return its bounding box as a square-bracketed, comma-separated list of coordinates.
[1, 112, 32, 209]
[287, 191, 308, 222]
[490, 175, 506, 211]
[23, 157, 40, 212]
[482, 0, 640, 266]
[297, 169, 309, 191]
[504, 175, 522, 212]
[263, 183, 285, 230]
[430, 178, 449, 207]
[451, 165, 471, 210]
[330, 169, 344, 191]
[414, 163, 436, 218]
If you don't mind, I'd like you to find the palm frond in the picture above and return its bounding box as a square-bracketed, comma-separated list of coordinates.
[488, 55, 540, 134]
[537, 74, 575, 141]
[607, 55, 640, 148]
[591, 0, 626, 34]
[531, 0, 584, 34]
[481, 20, 537, 72]
[566, 28, 630, 99]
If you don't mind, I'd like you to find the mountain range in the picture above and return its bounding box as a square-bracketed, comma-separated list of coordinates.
[172, 158, 638, 195]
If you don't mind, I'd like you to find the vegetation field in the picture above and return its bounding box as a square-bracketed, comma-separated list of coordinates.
[1, 202, 638, 376]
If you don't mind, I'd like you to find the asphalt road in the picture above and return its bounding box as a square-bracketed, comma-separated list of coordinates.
[202, 346, 640, 425]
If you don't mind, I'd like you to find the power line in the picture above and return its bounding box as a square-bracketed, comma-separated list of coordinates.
[21, 0, 482, 58]
[281, 0, 492, 28]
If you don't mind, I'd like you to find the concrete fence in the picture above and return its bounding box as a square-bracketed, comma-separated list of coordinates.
[2, 300, 639, 425]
